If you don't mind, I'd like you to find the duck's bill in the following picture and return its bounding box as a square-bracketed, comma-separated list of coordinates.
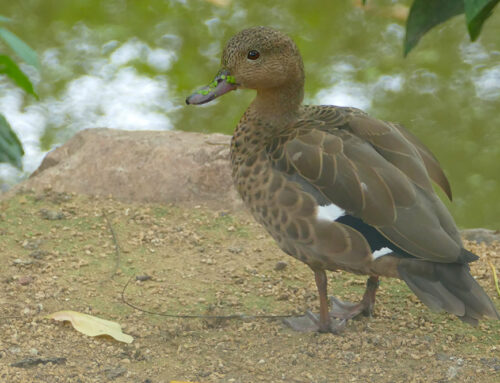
[185, 70, 237, 105]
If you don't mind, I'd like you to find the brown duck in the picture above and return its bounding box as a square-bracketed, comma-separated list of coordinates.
[186, 26, 499, 332]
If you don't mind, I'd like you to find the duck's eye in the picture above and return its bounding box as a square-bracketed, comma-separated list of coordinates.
[247, 50, 260, 60]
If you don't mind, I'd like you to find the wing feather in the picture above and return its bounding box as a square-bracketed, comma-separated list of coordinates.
[273, 106, 461, 263]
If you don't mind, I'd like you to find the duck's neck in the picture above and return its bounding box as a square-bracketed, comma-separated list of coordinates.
[249, 81, 304, 126]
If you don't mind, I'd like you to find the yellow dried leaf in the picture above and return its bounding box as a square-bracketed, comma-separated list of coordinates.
[47, 310, 133, 343]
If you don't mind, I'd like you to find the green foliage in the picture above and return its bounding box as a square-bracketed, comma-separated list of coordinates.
[0, 15, 39, 170]
[405, 0, 464, 56]
[0, 54, 37, 97]
[464, 0, 500, 40]
[0, 115, 24, 169]
[405, 0, 500, 55]
[0, 26, 40, 69]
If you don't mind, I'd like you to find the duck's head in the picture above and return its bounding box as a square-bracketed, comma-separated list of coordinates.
[186, 26, 304, 105]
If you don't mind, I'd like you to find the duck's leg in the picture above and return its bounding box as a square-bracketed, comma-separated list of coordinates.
[314, 269, 331, 332]
[283, 273, 379, 333]
[283, 269, 346, 333]
[329, 276, 380, 319]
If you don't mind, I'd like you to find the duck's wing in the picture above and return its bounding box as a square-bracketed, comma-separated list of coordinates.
[304, 106, 453, 200]
[390, 122, 452, 200]
[270, 107, 464, 264]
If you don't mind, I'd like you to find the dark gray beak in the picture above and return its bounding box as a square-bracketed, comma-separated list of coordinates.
[185, 69, 237, 105]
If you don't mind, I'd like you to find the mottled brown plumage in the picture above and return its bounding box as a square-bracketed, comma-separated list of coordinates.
[187, 26, 499, 332]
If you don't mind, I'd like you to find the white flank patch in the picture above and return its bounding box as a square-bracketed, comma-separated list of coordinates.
[372, 247, 392, 260]
[317, 204, 346, 222]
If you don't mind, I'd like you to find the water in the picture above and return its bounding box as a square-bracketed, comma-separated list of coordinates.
[0, 0, 499, 229]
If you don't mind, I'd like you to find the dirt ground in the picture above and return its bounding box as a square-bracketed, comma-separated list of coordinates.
[1, 191, 499, 383]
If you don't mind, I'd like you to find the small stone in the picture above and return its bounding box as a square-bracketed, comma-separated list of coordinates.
[29, 348, 38, 356]
[22, 239, 41, 250]
[446, 365, 459, 380]
[136, 275, 152, 282]
[104, 367, 127, 380]
[436, 353, 450, 361]
[274, 261, 288, 271]
[13, 259, 34, 266]
[29, 250, 48, 259]
[34, 193, 46, 201]
[9, 347, 21, 354]
[39, 208, 64, 220]
[18, 276, 33, 286]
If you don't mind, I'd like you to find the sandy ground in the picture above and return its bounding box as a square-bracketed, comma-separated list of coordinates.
[1, 191, 499, 383]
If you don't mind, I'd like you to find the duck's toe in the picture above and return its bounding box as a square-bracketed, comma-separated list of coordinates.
[283, 310, 346, 333]
[329, 296, 372, 319]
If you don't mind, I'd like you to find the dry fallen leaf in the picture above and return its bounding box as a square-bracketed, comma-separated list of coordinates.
[47, 310, 133, 343]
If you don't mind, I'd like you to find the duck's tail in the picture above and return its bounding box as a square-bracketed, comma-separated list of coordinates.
[398, 255, 500, 325]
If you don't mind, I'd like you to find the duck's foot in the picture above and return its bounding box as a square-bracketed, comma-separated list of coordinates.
[283, 311, 346, 333]
[329, 296, 372, 319]
[329, 276, 379, 320]
[283, 275, 380, 333]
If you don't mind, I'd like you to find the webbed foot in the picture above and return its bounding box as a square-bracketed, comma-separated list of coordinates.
[283, 310, 346, 333]
[282, 275, 380, 333]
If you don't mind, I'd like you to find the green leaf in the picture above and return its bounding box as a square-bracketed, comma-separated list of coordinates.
[404, 0, 465, 56]
[0, 54, 38, 98]
[464, 0, 500, 40]
[0, 26, 39, 68]
[0, 114, 24, 169]
[0, 15, 12, 23]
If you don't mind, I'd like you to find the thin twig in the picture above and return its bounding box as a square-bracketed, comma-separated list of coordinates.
[102, 210, 121, 280]
[120, 275, 295, 320]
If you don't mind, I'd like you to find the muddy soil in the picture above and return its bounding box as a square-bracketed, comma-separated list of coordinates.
[1, 191, 499, 382]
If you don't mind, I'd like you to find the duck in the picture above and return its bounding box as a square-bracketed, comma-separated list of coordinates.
[186, 26, 499, 333]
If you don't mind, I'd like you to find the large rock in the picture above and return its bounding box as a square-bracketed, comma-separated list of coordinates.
[4, 128, 242, 209]
[461, 228, 500, 245]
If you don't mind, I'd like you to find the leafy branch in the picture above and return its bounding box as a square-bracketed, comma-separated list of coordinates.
[364, 0, 500, 55]
[0, 15, 39, 170]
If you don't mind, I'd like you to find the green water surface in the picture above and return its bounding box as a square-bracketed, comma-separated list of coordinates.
[1, 0, 499, 229]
